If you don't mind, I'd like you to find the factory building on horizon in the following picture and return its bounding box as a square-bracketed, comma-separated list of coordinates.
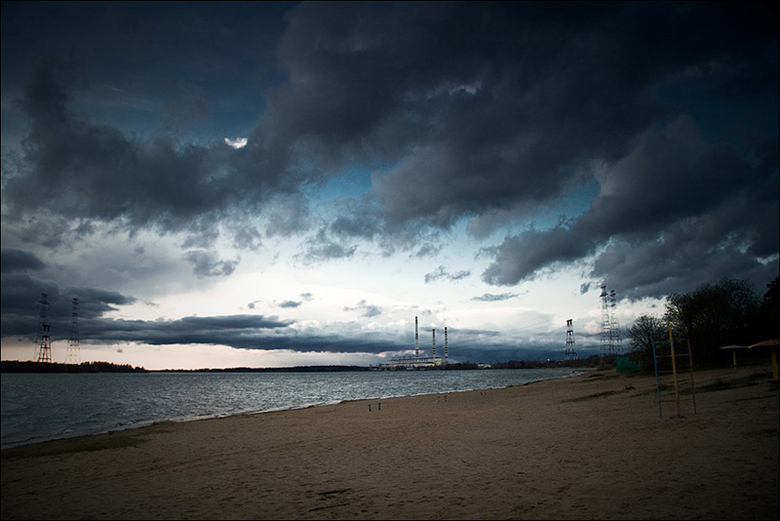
[381, 355, 445, 370]
[379, 317, 449, 370]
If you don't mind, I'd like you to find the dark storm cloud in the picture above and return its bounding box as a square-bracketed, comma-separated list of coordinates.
[0, 4, 648, 231]
[42, 313, 292, 351]
[0, 272, 135, 321]
[483, 116, 779, 297]
[0, 271, 136, 339]
[2, 57, 234, 231]
[424, 265, 471, 284]
[361, 2, 734, 227]
[162, 88, 210, 135]
[2, 2, 778, 305]
[90, 315, 291, 347]
[269, 2, 777, 296]
[0, 272, 293, 348]
[0, 248, 46, 273]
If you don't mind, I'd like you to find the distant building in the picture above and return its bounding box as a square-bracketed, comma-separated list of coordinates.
[380, 356, 444, 370]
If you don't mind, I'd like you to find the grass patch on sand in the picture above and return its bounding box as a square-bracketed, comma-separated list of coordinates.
[561, 390, 620, 403]
[1, 430, 154, 460]
[693, 377, 760, 394]
[585, 372, 620, 381]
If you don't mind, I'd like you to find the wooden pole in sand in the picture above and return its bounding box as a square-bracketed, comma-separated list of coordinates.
[652, 339, 663, 419]
[668, 324, 681, 418]
[687, 338, 697, 415]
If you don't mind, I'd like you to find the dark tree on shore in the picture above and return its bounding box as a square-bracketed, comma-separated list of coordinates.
[758, 276, 780, 341]
[665, 277, 761, 364]
[627, 314, 666, 368]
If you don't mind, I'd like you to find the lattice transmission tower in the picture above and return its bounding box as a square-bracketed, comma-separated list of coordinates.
[600, 285, 612, 355]
[444, 326, 449, 364]
[35, 293, 52, 363]
[608, 290, 623, 354]
[600, 285, 623, 355]
[565, 319, 578, 360]
[67, 298, 80, 364]
[415, 316, 419, 358]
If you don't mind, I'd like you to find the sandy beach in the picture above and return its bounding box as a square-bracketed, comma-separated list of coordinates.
[2, 365, 778, 520]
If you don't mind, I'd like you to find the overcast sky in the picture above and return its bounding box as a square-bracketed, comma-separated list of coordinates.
[2, 2, 777, 369]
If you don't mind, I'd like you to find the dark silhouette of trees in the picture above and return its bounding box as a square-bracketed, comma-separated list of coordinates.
[442, 362, 480, 370]
[627, 314, 666, 368]
[758, 276, 780, 341]
[664, 277, 761, 364]
[0, 360, 146, 373]
[626, 277, 778, 368]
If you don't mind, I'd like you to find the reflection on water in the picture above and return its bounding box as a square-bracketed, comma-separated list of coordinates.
[1, 368, 578, 448]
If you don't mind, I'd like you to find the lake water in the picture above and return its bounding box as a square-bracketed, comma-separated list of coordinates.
[1, 368, 579, 449]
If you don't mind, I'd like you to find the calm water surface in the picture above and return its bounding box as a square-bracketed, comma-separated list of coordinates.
[1, 368, 578, 449]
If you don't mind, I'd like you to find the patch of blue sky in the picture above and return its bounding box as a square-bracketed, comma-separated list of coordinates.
[548, 178, 599, 224]
[463, 178, 601, 244]
[310, 166, 375, 201]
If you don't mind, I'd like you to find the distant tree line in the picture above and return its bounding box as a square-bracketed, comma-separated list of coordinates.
[627, 276, 779, 367]
[161, 365, 373, 373]
[490, 356, 605, 370]
[0, 362, 379, 374]
[1, 361, 147, 373]
[442, 362, 480, 370]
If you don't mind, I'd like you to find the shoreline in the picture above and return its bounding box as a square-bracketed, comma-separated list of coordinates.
[2, 365, 778, 520]
[1, 368, 580, 451]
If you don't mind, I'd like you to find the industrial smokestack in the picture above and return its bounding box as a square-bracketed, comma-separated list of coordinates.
[445, 327, 448, 363]
[432, 328, 436, 357]
[415, 316, 419, 358]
